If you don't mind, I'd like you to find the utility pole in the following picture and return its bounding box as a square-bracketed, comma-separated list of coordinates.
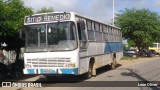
[113, 0, 115, 26]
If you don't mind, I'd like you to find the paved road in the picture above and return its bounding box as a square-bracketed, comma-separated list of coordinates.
[1, 58, 160, 90]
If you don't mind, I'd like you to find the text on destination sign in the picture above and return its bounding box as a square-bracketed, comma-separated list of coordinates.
[25, 13, 71, 24]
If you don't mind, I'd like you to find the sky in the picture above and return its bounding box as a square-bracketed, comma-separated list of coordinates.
[23, 0, 160, 24]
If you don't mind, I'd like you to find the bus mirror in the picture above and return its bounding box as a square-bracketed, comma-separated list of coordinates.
[48, 27, 51, 33]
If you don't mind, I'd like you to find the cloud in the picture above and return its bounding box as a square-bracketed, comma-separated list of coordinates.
[114, 0, 149, 11]
[24, 0, 83, 13]
[23, 0, 114, 23]
[85, 0, 113, 23]
[23, 0, 160, 24]
[152, 0, 160, 9]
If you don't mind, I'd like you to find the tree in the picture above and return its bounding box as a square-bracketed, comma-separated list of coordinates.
[36, 7, 54, 13]
[115, 8, 160, 50]
[0, 0, 33, 60]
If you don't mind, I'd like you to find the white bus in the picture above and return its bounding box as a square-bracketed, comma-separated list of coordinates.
[23, 12, 123, 78]
[149, 43, 160, 54]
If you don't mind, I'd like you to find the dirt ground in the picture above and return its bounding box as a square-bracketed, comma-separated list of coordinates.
[117, 56, 160, 67]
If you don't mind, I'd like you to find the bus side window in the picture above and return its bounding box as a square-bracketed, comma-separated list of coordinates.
[77, 21, 82, 40]
[77, 20, 86, 40]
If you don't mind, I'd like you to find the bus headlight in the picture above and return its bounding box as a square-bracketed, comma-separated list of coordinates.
[68, 63, 76, 67]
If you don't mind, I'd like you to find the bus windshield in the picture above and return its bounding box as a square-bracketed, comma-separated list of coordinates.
[25, 21, 77, 52]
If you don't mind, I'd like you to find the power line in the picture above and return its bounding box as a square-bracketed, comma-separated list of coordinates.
[113, 0, 115, 26]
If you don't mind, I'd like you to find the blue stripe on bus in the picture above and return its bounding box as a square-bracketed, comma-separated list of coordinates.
[25, 68, 78, 75]
[104, 42, 123, 53]
[40, 69, 56, 74]
[60, 68, 78, 75]
[27, 69, 35, 74]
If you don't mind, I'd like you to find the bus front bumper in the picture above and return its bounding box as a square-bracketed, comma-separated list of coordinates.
[23, 68, 78, 75]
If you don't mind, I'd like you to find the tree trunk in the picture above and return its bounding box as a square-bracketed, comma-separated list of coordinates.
[15, 48, 20, 61]
[136, 44, 141, 57]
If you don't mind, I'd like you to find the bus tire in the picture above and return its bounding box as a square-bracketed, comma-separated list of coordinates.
[111, 57, 116, 70]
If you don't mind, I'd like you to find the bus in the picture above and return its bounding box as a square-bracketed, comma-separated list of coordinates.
[23, 12, 123, 78]
[149, 43, 160, 55]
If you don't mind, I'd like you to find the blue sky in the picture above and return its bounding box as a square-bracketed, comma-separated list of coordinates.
[23, 0, 160, 24]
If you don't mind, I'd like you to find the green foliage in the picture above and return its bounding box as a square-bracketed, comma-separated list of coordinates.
[36, 7, 54, 13]
[128, 39, 135, 48]
[123, 39, 135, 50]
[0, 0, 33, 50]
[115, 8, 160, 50]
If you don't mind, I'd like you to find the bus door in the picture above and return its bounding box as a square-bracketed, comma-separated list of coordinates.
[77, 20, 88, 50]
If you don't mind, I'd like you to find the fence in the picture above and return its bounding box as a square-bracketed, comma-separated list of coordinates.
[3, 48, 24, 65]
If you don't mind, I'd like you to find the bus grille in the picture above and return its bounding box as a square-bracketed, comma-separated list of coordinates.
[26, 57, 71, 67]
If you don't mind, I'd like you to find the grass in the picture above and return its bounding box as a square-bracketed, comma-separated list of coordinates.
[121, 56, 138, 60]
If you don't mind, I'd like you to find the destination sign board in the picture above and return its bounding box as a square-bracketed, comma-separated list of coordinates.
[24, 13, 71, 24]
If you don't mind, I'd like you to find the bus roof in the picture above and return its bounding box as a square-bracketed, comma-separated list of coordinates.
[24, 12, 120, 29]
[74, 13, 120, 29]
